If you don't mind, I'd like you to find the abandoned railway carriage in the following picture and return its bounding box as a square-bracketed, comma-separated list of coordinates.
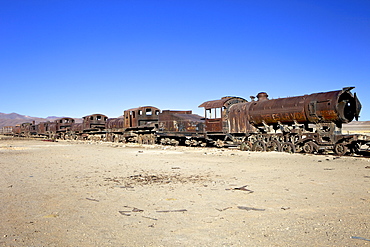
[5, 87, 369, 156]
[157, 110, 205, 146]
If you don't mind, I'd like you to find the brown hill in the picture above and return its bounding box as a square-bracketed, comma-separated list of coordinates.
[0, 113, 82, 128]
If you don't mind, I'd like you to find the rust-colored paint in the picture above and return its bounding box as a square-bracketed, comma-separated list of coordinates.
[82, 114, 108, 131]
[158, 110, 204, 133]
[54, 117, 75, 132]
[228, 87, 361, 134]
[123, 106, 160, 128]
[199, 96, 247, 133]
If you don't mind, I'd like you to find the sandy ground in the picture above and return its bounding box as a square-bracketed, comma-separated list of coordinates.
[0, 138, 369, 246]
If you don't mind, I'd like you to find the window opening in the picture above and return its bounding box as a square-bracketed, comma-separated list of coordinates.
[206, 108, 222, 119]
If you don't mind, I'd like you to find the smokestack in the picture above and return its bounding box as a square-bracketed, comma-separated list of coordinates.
[257, 92, 269, 101]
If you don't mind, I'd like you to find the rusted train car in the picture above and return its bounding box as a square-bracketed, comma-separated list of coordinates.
[105, 106, 160, 143]
[104, 107, 205, 145]
[157, 110, 205, 146]
[199, 87, 367, 155]
[5, 87, 369, 156]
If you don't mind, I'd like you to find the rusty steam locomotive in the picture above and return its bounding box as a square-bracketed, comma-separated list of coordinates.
[5, 87, 369, 156]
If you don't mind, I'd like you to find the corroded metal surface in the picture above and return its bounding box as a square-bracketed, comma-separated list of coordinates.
[106, 117, 124, 130]
[158, 110, 204, 133]
[123, 106, 160, 129]
[229, 87, 361, 133]
[3, 87, 368, 156]
[199, 96, 247, 133]
[82, 114, 108, 131]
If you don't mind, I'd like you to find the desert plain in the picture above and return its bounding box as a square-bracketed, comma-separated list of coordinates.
[0, 137, 369, 246]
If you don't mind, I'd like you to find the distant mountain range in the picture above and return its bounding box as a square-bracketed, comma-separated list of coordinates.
[0, 112, 82, 128]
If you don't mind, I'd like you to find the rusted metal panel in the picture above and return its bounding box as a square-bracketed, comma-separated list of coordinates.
[228, 103, 255, 133]
[304, 87, 360, 123]
[199, 96, 247, 133]
[82, 114, 108, 131]
[158, 110, 205, 133]
[123, 106, 160, 128]
[48, 122, 58, 133]
[55, 117, 75, 132]
[12, 125, 21, 135]
[198, 96, 247, 109]
[21, 122, 32, 134]
[248, 95, 307, 125]
[71, 123, 82, 132]
[228, 87, 361, 134]
[247, 88, 359, 126]
[106, 117, 124, 130]
[37, 122, 48, 135]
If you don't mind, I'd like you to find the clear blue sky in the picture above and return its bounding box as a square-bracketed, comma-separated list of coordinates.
[1, 0, 369, 120]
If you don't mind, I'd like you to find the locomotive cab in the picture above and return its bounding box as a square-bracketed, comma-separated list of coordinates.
[55, 117, 75, 132]
[199, 97, 247, 133]
[124, 106, 160, 129]
[82, 114, 108, 131]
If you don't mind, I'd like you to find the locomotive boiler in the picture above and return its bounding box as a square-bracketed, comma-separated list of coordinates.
[226, 87, 364, 155]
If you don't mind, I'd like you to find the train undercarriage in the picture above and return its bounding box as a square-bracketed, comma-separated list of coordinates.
[36, 127, 369, 157]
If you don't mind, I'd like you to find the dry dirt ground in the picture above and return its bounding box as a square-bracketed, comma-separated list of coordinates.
[0, 138, 369, 246]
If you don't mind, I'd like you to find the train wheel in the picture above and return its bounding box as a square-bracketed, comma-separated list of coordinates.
[199, 141, 207, 147]
[171, 139, 179, 146]
[252, 140, 266, 152]
[138, 135, 143, 144]
[282, 142, 296, 153]
[267, 140, 281, 152]
[215, 139, 225, 148]
[334, 142, 347, 156]
[240, 141, 252, 151]
[302, 141, 314, 154]
[349, 142, 361, 155]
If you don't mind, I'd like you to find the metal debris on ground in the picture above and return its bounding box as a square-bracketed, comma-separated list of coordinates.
[118, 211, 131, 216]
[132, 207, 144, 212]
[237, 206, 265, 211]
[231, 185, 254, 193]
[156, 209, 187, 213]
[216, 207, 232, 212]
[86, 198, 99, 202]
[351, 236, 370, 241]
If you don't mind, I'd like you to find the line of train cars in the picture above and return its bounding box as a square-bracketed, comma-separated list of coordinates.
[4, 87, 370, 156]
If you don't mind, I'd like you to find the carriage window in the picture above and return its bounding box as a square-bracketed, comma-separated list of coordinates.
[206, 108, 222, 119]
[155, 110, 160, 115]
[146, 109, 152, 115]
[90, 116, 94, 120]
[131, 111, 136, 118]
[97, 116, 102, 120]
[139, 110, 143, 116]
